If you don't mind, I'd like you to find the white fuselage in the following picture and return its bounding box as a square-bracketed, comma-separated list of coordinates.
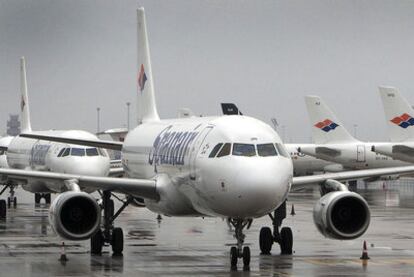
[122, 115, 293, 219]
[300, 142, 410, 170]
[7, 130, 110, 193]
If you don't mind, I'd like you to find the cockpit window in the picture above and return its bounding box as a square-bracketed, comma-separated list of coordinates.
[209, 143, 223, 158]
[232, 143, 256, 157]
[57, 148, 65, 157]
[86, 148, 99, 156]
[275, 143, 290, 158]
[71, 148, 85, 156]
[217, 143, 231, 158]
[257, 143, 278, 157]
[62, 148, 70, 157]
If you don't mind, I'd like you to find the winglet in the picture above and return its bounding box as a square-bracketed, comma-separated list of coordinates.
[305, 95, 357, 144]
[20, 57, 32, 133]
[136, 7, 160, 124]
[378, 86, 414, 142]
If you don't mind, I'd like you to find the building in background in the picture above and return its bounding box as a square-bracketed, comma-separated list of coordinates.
[7, 114, 20, 136]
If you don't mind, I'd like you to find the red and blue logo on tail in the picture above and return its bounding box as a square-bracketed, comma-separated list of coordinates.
[138, 64, 147, 92]
[390, 113, 414, 128]
[314, 119, 339, 132]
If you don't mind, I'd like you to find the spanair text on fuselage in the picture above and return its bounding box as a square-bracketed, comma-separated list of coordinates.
[122, 115, 293, 218]
[7, 130, 110, 193]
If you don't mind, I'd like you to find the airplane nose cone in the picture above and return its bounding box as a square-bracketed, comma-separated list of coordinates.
[65, 157, 110, 177]
[203, 157, 292, 218]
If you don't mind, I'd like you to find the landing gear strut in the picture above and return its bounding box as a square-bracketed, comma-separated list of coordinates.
[228, 218, 252, 271]
[90, 190, 132, 256]
[7, 185, 17, 208]
[259, 201, 293, 255]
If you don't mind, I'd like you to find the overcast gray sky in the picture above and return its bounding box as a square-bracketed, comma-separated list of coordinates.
[1, 0, 414, 142]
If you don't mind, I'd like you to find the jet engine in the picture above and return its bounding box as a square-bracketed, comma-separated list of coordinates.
[49, 191, 101, 240]
[313, 191, 370, 240]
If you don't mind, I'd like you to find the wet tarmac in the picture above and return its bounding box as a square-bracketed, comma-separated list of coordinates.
[0, 179, 414, 276]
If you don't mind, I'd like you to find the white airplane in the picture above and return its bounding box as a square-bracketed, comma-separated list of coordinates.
[372, 87, 414, 162]
[8, 8, 414, 270]
[221, 103, 344, 176]
[0, 57, 116, 217]
[298, 96, 410, 178]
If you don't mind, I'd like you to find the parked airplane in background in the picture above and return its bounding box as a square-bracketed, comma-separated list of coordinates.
[0, 57, 115, 218]
[298, 96, 409, 177]
[372, 87, 414, 163]
[15, 8, 414, 270]
[221, 103, 343, 176]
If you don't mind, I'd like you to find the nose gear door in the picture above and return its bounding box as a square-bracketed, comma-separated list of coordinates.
[189, 126, 213, 180]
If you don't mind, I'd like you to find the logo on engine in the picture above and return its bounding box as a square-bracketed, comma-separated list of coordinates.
[314, 119, 339, 132]
[390, 113, 414, 129]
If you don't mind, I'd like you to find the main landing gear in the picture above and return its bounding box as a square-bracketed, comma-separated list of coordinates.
[0, 184, 18, 219]
[34, 193, 51, 205]
[228, 218, 252, 271]
[259, 201, 293, 255]
[90, 190, 132, 256]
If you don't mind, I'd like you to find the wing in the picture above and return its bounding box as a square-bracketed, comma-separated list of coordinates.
[0, 168, 158, 200]
[19, 133, 123, 151]
[292, 165, 414, 186]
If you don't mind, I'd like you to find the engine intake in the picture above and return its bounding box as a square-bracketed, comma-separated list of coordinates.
[49, 191, 101, 240]
[313, 191, 370, 240]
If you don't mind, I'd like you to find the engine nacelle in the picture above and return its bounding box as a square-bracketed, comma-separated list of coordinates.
[313, 191, 370, 240]
[49, 191, 101, 240]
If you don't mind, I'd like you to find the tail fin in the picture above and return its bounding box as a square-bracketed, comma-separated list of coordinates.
[305, 95, 357, 144]
[136, 8, 160, 124]
[20, 57, 32, 133]
[378, 86, 414, 142]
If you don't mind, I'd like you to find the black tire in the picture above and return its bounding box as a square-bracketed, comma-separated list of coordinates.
[13, 197, 17, 208]
[259, 227, 273, 254]
[242, 246, 250, 269]
[230, 246, 238, 269]
[34, 193, 41, 204]
[0, 200, 6, 219]
[7, 197, 10, 208]
[90, 230, 103, 255]
[44, 193, 51, 204]
[112, 227, 124, 255]
[280, 227, 293, 255]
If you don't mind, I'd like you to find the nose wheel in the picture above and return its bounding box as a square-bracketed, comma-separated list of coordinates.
[34, 193, 51, 205]
[259, 201, 293, 255]
[228, 218, 252, 271]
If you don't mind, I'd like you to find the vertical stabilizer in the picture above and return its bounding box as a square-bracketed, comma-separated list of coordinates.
[305, 95, 358, 144]
[136, 8, 160, 124]
[378, 86, 414, 142]
[20, 57, 32, 133]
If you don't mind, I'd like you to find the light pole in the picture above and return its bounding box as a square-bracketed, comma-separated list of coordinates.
[97, 107, 101, 133]
[126, 102, 131, 130]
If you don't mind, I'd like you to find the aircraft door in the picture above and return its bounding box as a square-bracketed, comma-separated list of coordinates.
[357, 145, 366, 162]
[189, 126, 213, 180]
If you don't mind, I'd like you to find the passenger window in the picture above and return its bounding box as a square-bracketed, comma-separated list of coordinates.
[217, 143, 231, 157]
[62, 148, 70, 157]
[71, 148, 85, 156]
[57, 148, 65, 157]
[257, 143, 278, 157]
[233, 143, 256, 157]
[86, 148, 99, 156]
[275, 143, 290, 158]
[209, 143, 223, 158]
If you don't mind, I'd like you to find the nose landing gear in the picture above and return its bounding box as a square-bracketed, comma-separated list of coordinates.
[228, 218, 252, 271]
[259, 201, 293, 255]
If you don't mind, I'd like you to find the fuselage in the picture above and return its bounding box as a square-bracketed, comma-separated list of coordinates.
[0, 136, 14, 168]
[122, 115, 293, 219]
[7, 130, 110, 193]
